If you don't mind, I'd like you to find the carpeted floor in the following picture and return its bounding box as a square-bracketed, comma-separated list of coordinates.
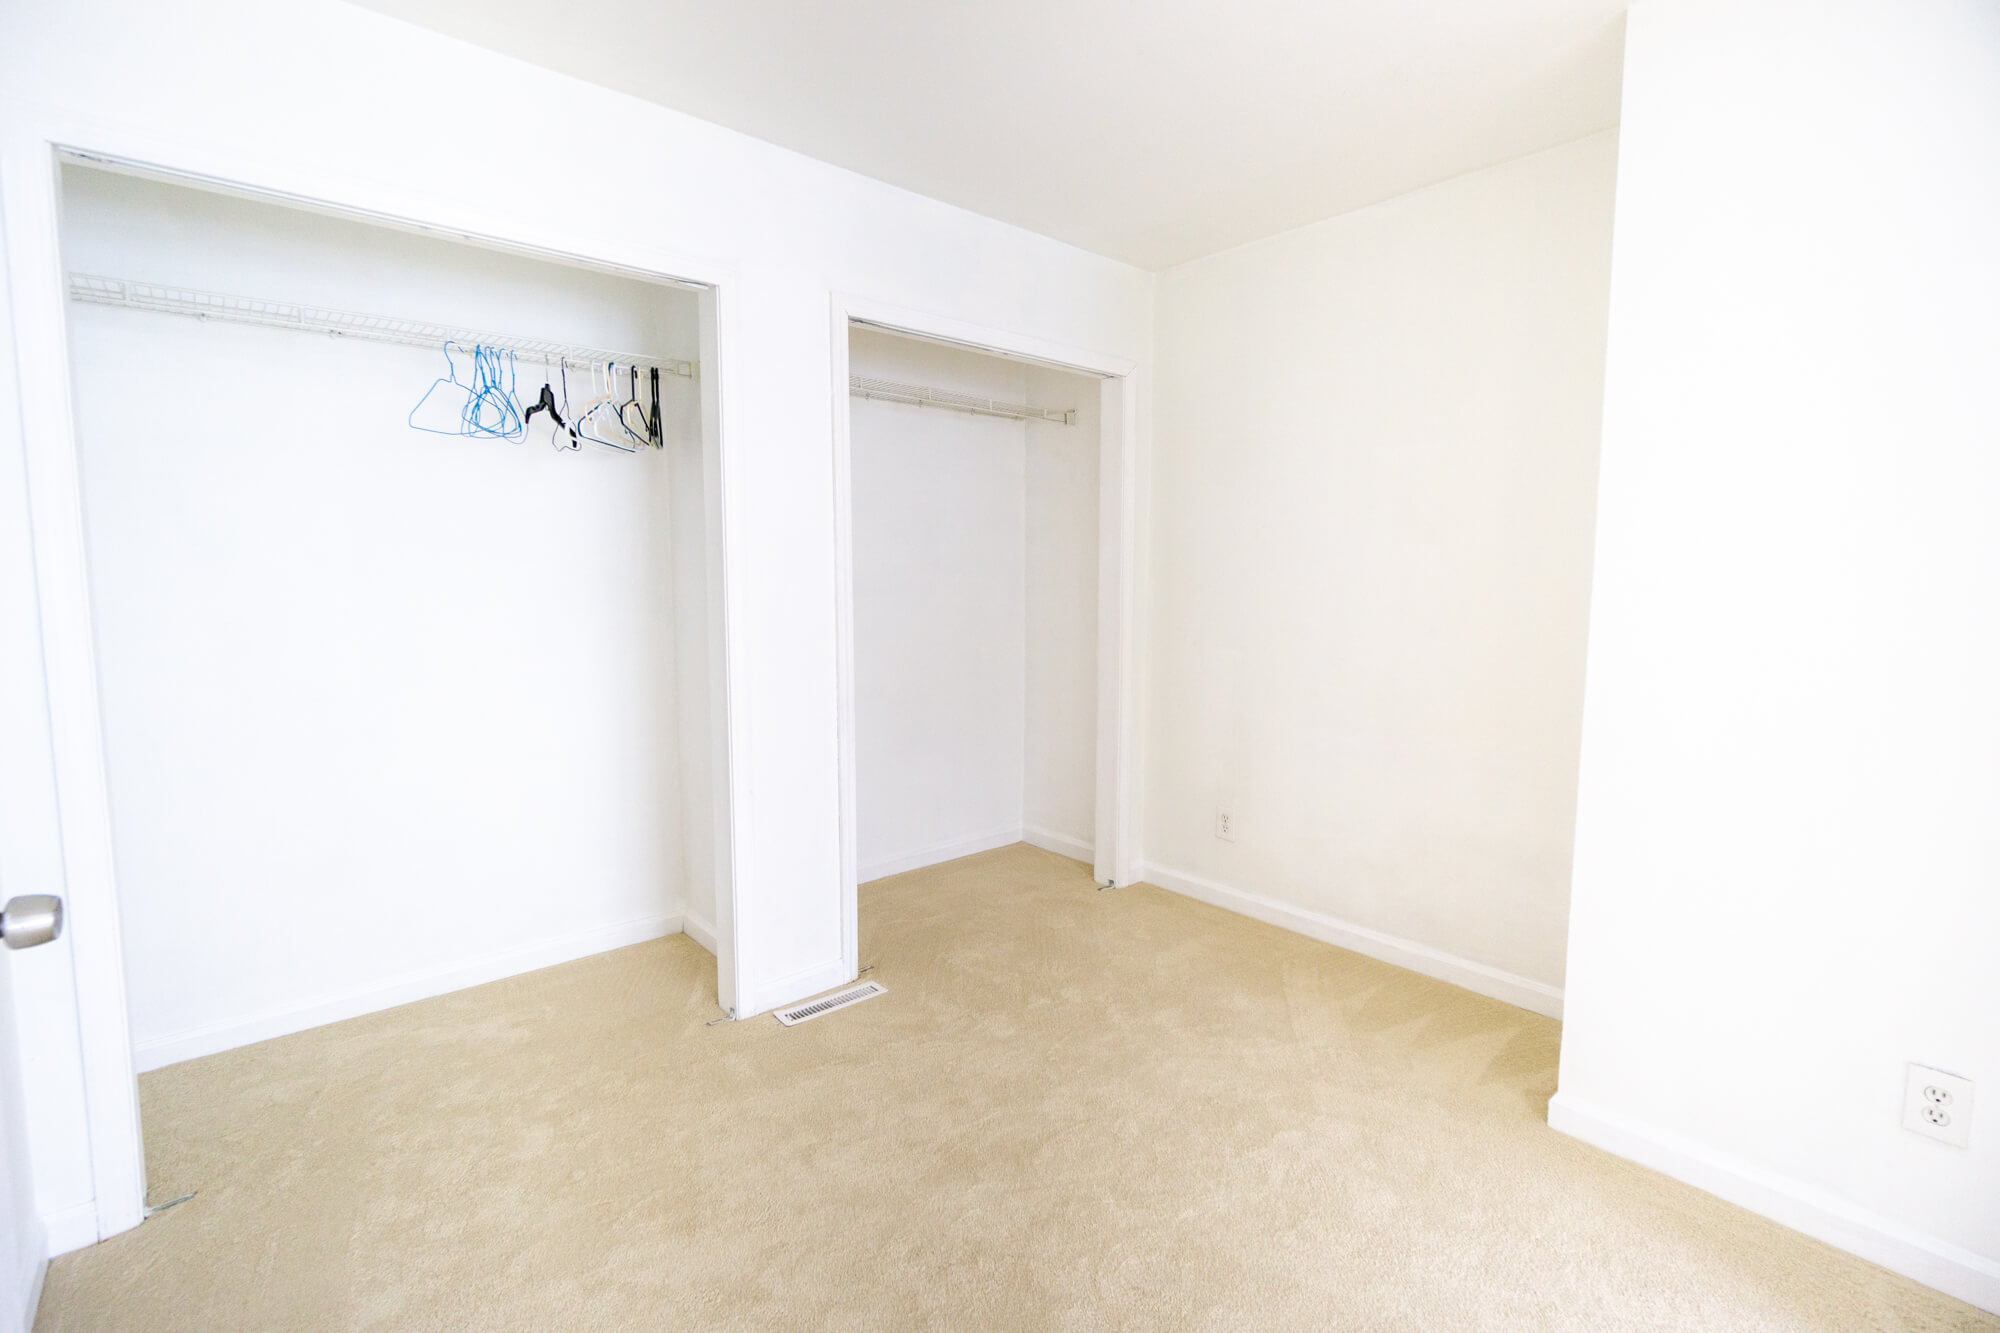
[38, 844, 1996, 1330]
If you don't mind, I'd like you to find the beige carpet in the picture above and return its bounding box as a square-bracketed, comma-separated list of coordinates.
[38, 844, 1995, 1330]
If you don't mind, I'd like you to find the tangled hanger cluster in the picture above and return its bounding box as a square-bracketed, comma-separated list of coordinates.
[410, 344, 664, 454]
[551, 359, 663, 453]
[408, 343, 527, 442]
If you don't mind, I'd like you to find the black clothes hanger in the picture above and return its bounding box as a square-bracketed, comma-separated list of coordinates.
[618, 364, 652, 446]
[524, 382, 566, 433]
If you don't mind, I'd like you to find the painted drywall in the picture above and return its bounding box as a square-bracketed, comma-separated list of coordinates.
[1023, 365, 1100, 857]
[353, 0, 1627, 270]
[849, 329, 1028, 875]
[1142, 131, 1617, 1001]
[60, 167, 704, 1068]
[0, 0, 1152, 1250]
[667, 361, 719, 946]
[1552, 0, 2000, 1311]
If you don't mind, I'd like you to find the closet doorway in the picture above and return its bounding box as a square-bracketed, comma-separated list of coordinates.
[18, 154, 742, 1241]
[829, 302, 1140, 975]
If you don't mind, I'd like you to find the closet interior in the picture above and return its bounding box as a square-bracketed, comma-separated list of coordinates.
[846, 324, 1102, 881]
[58, 165, 727, 1087]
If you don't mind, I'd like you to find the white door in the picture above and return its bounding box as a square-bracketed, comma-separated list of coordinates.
[0, 982, 38, 1332]
[0, 896, 59, 1329]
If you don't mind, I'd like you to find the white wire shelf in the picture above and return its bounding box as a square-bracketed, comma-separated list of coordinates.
[68, 273, 697, 379]
[849, 374, 1074, 425]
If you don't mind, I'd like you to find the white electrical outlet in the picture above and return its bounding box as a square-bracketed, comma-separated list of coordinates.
[1903, 1063, 1974, 1148]
[1214, 805, 1235, 841]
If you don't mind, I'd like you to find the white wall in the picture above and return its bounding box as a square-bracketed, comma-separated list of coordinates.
[1142, 132, 1618, 1010]
[849, 330, 1028, 876]
[1023, 365, 1100, 858]
[1552, 0, 2000, 1312]
[0, 0, 1152, 1251]
[61, 167, 703, 1070]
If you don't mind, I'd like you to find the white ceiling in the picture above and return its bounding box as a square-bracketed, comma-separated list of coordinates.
[352, 0, 1627, 270]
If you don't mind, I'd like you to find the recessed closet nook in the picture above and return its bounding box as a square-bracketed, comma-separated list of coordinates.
[58, 165, 729, 1085]
[846, 325, 1102, 883]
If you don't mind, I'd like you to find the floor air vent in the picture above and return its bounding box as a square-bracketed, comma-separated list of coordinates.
[774, 981, 887, 1026]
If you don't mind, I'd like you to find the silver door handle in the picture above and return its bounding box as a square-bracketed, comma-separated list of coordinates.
[0, 896, 62, 950]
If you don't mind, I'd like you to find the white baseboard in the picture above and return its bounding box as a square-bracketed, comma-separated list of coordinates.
[1141, 861, 1564, 1019]
[859, 824, 1022, 882]
[739, 957, 853, 1021]
[41, 1200, 96, 1257]
[1549, 1093, 2000, 1315]
[682, 912, 717, 956]
[1022, 824, 1093, 864]
[132, 911, 683, 1072]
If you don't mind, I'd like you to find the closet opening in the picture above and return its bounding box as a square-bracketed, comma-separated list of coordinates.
[832, 311, 1137, 970]
[52, 161, 737, 1214]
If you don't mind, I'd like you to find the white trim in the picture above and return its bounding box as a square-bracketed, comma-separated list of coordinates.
[828, 291, 1144, 994]
[843, 303, 1137, 381]
[1023, 824, 1094, 863]
[859, 826, 1023, 884]
[1142, 861, 1565, 1019]
[740, 957, 853, 1022]
[682, 912, 718, 956]
[827, 302, 861, 987]
[131, 912, 682, 1073]
[1090, 371, 1142, 890]
[692, 279, 747, 1020]
[40, 1201, 96, 1258]
[1548, 1093, 2000, 1315]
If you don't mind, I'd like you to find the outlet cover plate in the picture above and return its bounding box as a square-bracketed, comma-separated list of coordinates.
[1903, 1063, 1973, 1148]
[1214, 805, 1235, 842]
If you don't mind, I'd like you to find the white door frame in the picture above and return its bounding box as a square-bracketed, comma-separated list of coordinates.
[0, 125, 751, 1246]
[827, 293, 1142, 978]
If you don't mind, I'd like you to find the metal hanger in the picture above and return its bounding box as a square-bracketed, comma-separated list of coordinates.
[618, 364, 656, 447]
[570, 360, 642, 452]
[462, 345, 525, 441]
[407, 341, 478, 437]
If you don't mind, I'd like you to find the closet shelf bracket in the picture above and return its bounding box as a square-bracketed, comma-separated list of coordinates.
[67, 273, 698, 379]
[849, 375, 1074, 425]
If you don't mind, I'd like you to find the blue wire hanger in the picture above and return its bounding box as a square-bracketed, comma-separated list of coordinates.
[409, 342, 525, 442]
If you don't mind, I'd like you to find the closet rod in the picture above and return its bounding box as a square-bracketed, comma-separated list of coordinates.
[849, 374, 1074, 425]
[67, 273, 698, 378]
